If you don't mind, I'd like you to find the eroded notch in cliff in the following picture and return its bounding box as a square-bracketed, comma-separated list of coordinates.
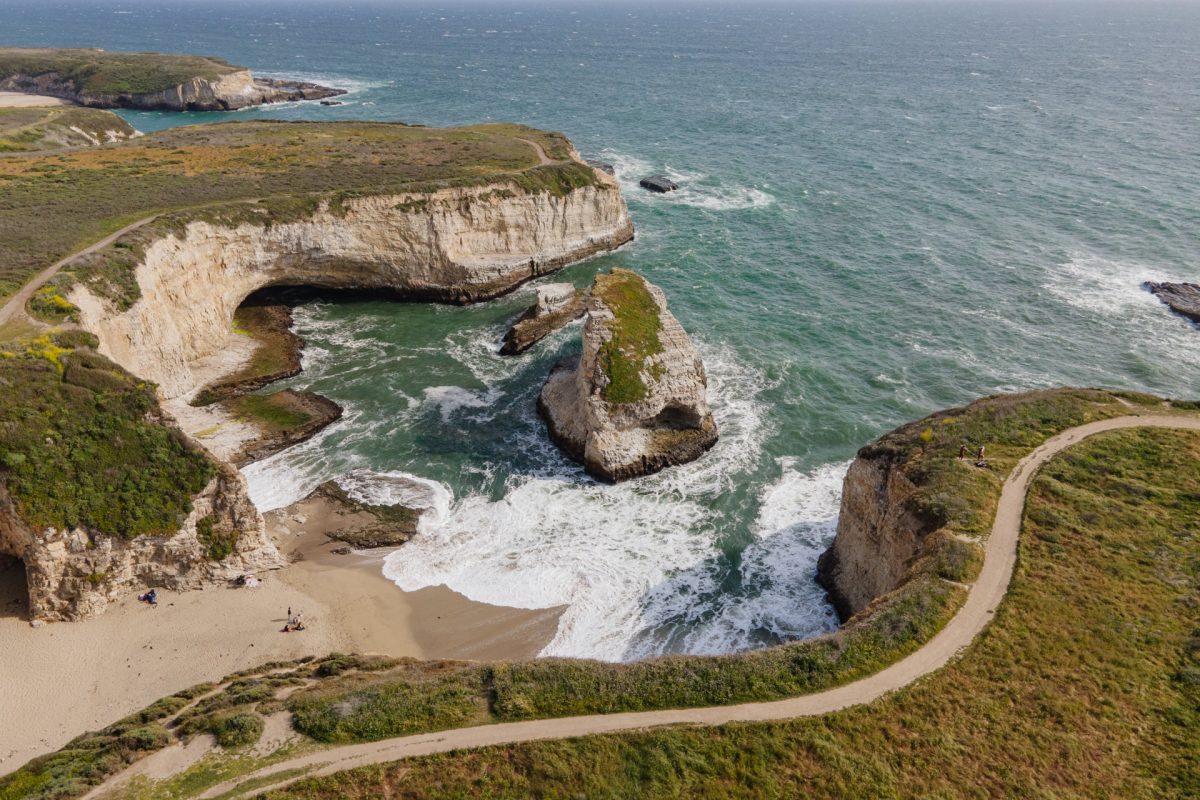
[0, 555, 29, 620]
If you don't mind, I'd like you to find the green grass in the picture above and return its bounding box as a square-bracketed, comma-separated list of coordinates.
[0, 657, 340, 800]
[263, 425, 1200, 799]
[228, 394, 313, 430]
[0, 120, 599, 305]
[592, 268, 665, 404]
[0, 106, 136, 152]
[8, 390, 1191, 800]
[0, 332, 214, 538]
[277, 390, 1150, 736]
[0, 48, 240, 96]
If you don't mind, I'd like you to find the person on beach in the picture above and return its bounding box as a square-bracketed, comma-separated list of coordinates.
[138, 589, 157, 606]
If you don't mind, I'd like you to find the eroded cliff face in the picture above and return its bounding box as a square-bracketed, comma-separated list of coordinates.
[70, 176, 633, 400]
[0, 465, 281, 621]
[816, 453, 935, 620]
[539, 269, 717, 482]
[0, 69, 342, 111]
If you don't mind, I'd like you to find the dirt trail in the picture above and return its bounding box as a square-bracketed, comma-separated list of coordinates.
[0, 215, 159, 330]
[187, 414, 1200, 799]
[516, 137, 557, 166]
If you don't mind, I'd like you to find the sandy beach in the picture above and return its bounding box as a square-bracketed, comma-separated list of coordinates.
[0, 494, 563, 775]
[0, 91, 70, 108]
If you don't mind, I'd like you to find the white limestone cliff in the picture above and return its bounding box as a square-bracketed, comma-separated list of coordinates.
[70, 175, 633, 400]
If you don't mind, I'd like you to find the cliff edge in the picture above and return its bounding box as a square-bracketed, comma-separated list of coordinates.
[0, 332, 282, 621]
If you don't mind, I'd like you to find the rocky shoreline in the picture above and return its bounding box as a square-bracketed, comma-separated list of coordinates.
[0, 63, 343, 112]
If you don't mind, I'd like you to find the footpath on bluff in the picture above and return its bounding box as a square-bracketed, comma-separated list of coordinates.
[163, 413, 1199, 799]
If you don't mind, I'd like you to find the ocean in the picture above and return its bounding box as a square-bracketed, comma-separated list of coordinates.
[6, 0, 1199, 660]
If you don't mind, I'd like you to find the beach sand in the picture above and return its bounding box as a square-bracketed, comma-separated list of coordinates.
[0, 92, 71, 108]
[0, 495, 563, 774]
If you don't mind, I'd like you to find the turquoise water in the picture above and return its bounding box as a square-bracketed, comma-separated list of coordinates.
[8, 1, 1200, 660]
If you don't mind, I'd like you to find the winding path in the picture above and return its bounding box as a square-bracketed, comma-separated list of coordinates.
[0, 215, 161, 329]
[188, 413, 1200, 799]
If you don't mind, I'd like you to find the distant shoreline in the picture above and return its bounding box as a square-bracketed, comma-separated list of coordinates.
[0, 91, 70, 107]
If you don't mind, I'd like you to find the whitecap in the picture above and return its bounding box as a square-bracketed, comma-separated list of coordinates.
[636, 458, 847, 657]
[381, 342, 780, 661]
[422, 385, 502, 422]
[598, 148, 775, 212]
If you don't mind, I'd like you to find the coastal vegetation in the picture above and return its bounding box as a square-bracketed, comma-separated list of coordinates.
[0, 106, 135, 153]
[0, 48, 240, 96]
[0, 120, 596, 302]
[592, 268, 665, 404]
[262, 424, 1200, 799]
[7, 389, 1194, 800]
[0, 331, 213, 538]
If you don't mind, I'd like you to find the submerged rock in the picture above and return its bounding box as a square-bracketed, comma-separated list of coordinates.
[639, 175, 678, 193]
[1145, 281, 1200, 325]
[309, 479, 423, 549]
[500, 283, 588, 355]
[586, 160, 616, 176]
[538, 268, 717, 482]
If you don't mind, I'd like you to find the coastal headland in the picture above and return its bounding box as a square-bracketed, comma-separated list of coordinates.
[1, 41, 1196, 800]
[0, 48, 343, 111]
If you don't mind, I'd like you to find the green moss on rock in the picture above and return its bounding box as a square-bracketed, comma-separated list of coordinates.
[593, 269, 665, 405]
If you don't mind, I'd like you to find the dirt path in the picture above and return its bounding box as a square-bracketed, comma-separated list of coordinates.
[516, 137, 557, 166]
[189, 414, 1200, 799]
[0, 214, 159, 330]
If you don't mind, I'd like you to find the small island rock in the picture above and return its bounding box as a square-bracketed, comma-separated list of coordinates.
[538, 268, 717, 481]
[639, 175, 679, 193]
[500, 283, 588, 355]
[1145, 281, 1200, 325]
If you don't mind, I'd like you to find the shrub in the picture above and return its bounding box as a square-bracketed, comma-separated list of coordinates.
[209, 712, 264, 750]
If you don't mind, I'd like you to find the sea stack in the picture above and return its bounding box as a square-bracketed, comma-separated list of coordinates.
[538, 268, 717, 481]
[500, 283, 589, 355]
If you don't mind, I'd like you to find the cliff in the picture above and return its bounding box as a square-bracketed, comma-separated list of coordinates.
[816, 388, 1143, 621]
[0, 106, 137, 152]
[0, 333, 282, 621]
[1, 123, 632, 621]
[538, 268, 717, 481]
[0, 48, 342, 111]
[67, 175, 633, 400]
[816, 449, 935, 618]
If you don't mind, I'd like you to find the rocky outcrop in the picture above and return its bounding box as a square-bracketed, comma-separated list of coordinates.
[69, 173, 634, 400]
[538, 268, 717, 481]
[500, 283, 588, 355]
[0, 465, 282, 621]
[1145, 281, 1200, 325]
[816, 451, 935, 620]
[0, 69, 343, 111]
[232, 390, 344, 466]
[309, 480, 422, 550]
